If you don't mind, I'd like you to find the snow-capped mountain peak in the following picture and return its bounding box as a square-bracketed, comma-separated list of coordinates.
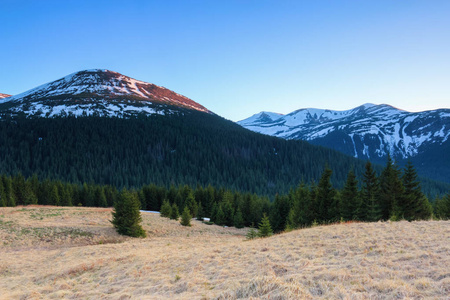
[238, 104, 450, 164]
[0, 69, 211, 118]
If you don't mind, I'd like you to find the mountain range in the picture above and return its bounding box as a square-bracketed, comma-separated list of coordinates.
[0, 93, 11, 99]
[0, 70, 448, 195]
[239, 104, 450, 183]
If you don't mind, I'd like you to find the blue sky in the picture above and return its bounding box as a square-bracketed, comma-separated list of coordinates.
[1, 0, 449, 121]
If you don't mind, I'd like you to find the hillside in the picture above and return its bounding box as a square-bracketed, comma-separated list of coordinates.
[239, 104, 450, 184]
[1, 206, 449, 299]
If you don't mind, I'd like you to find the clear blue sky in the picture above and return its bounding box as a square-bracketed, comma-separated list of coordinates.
[1, 0, 449, 121]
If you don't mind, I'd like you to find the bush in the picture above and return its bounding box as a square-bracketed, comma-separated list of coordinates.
[111, 190, 146, 238]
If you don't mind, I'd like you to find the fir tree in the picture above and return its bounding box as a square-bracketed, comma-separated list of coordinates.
[340, 169, 360, 221]
[185, 193, 198, 218]
[270, 194, 290, 233]
[49, 184, 60, 206]
[111, 190, 146, 237]
[215, 205, 226, 226]
[160, 200, 172, 218]
[180, 206, 192, 226]
[402, 161, 431, 220]
[95, 187, 108, 208]
[258, 213, 273, 237]
[170, 203, 179, 220]
[434, 193, 450, 219]
[379, 155, 404, 220]
[196, 201, 204, 221]
[361, 161, 382, 222]
[233, 207, 244, 228]
[316, 167, 337, 223]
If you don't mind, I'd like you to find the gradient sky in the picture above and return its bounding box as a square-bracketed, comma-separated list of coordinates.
[1, 0, 450, 121]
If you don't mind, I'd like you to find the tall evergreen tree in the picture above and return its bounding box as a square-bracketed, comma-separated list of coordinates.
[196, 201, 204, 221]
[233, 207, 244, 228]
[316, 167, 337, 223]
[340, 169, 360, 221]
[379, 155, 404, 220]
[215, 205, 226, 226]
[402, 161, 431, 220]
[270, 194, 290, 233]
[361, 161, 382, 222]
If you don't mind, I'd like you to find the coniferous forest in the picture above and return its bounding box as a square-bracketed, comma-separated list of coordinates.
[0, 112, 448, 198]
[1, 158, 449, 233]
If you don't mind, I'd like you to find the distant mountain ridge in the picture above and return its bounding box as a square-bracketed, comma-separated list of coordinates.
[239, 104, 450, 183]
[0, 93, 11, 99]
[0, 69, 210, 118]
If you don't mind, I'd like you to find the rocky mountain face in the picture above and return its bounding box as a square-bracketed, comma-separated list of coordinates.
[0, 69, 210, 118]
[239, 104, 450, 183]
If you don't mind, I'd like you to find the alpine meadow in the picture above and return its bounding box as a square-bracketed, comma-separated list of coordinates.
[1, 1, 450, 299]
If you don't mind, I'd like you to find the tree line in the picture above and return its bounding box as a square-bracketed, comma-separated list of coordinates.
[1, 157, 449, 233]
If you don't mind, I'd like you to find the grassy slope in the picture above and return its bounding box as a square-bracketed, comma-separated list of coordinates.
[0, 206, 449, 299]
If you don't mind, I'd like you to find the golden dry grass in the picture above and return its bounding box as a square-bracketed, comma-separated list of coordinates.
[1, 206, 449, 299]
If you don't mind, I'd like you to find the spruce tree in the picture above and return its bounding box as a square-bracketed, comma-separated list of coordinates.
[316, 167, 337, 223]
[434, 194, 450, 219]
[258, 213, 273, 238]
[340, 170, 360, 221]
[361, 161, 382, 222]
[215, 205, 226, 226]
[111, 190, 146, 237]
[185, 193, 198, 218]
[49, 184, 60, 206]
[379, 155, 404, 220]
[170, 203, 179, 220]
[4, 176, 16, 207]
[196, 201, 204, 221]
[160, 200, 172, 218]
[402, 161, 431, 220]
[180, 206, 192, 226]
[270, 194, 290, 233]
[233, 207, 244, 228]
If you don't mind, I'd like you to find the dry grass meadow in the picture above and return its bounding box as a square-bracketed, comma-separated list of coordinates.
[0, 205, 449, 299]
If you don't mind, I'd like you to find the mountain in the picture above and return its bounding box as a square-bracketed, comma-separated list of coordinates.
[0, 69, 210, 118]
[0, 93, 11, 99]
[0, 70, 382, 196]
[0, 71, 447, 196]
[238, 104, 450, 183]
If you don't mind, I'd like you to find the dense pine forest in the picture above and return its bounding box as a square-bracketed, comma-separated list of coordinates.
[1, 157, 449, 232]
[0, 112, 448, 198]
